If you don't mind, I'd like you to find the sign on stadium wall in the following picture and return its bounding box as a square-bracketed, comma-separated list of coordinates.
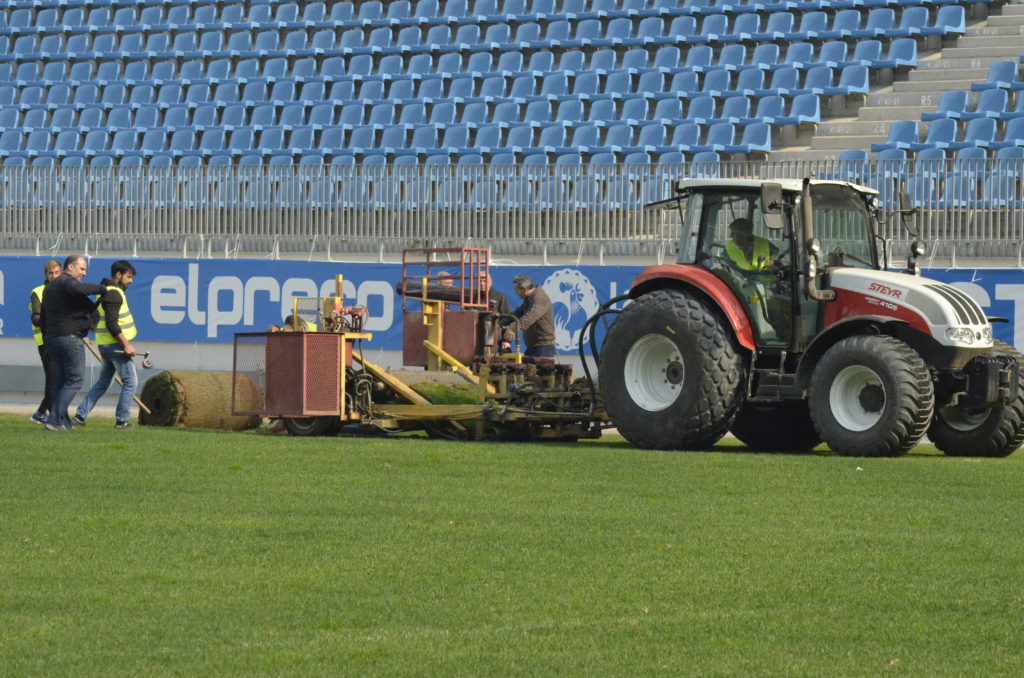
[1, 256, 1022, 351]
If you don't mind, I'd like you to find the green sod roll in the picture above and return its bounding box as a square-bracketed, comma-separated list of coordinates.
[139, 370, 262, 431]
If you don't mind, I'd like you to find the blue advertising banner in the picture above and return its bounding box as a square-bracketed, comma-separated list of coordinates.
[0, 257, 637, 352]
[1, 256, 1022, 351]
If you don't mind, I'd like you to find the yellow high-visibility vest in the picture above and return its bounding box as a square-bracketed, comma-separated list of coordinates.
[96, 286, 136, 345]
[726, 237, 772, 271]
[29, 283, 45, 347]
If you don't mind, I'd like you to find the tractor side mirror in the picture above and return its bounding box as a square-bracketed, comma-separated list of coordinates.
[898, 189, 919, 237]
[760, 182, 784, 231]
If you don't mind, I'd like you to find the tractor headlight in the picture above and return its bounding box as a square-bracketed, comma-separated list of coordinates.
[945, 327, 976, 345]
[982, 326, 993, 342]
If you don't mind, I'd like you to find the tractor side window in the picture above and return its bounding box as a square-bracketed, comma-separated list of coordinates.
[699, 190, 792, 346]
[810, 185, 876, 269]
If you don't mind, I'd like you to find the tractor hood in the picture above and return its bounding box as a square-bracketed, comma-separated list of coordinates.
[826, 268, 993, 349]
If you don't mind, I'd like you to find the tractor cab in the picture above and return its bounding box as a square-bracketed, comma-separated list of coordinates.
[647, 178, 884, 350]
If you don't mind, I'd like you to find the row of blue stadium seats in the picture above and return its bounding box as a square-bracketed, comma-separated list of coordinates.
[872, 117, 1024, 152]
[0, 149, 725, 171]
[0, 4, 963, 43]
[0, 0, 976, 35]
[923, 89, 1024, 124]
[0, 39, 918, 91]
[0, 64, 876, 112]
[0, 9, 963, 61]
[0, 94, 820, 139]
[0, 121, 775, 158]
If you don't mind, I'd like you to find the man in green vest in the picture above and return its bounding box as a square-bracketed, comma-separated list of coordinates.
[74, 260, 138, 430]
[28, 259, 64, 425]
[725, 218, 778, 275]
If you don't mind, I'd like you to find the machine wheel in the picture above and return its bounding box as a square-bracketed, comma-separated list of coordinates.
[929, 339, 1024, 458]
[283, 416, 341, 437]
[600, 288, 745, 450]
[809, 335, 934, 457]
[730, 401, 821, 452]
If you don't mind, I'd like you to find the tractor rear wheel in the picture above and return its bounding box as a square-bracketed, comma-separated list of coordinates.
[929, 339, 1024, 458]
[809, 335, 934, 457]
[600, 288, 745, 450]
[283, 416, 341, 437]
[730, 401, 821, 452]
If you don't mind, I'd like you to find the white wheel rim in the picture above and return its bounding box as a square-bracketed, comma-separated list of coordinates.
[624, 333, 684, 412]
[829, 365, 886, 431]
[939, 405, 991, 432]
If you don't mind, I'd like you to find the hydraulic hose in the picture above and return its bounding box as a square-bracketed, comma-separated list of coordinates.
[577, 293, 631, 417]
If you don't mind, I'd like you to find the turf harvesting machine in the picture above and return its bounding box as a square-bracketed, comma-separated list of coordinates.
[231, 248, 604, 441]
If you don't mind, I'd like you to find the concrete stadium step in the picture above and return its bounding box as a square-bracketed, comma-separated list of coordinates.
[906, 68, 990, 81]
[965, 25, 1024, 36]
[814, 119, 913, 137]
[914, 55, 1005, 70]
[892, 79, 979, 92]
[766, 149, 843, 162]
[856, 105, 934, 121]
[864, 90, 954, 107]
[809, 134, 887, 151]
[953, 35, 1024, 48]
[937, 45, 1024, 58]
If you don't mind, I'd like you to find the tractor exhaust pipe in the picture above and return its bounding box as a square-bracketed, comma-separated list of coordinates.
[801, 178, 836, 302]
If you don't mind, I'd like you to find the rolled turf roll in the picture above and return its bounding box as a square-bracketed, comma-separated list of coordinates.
[139, 370, 262, 430]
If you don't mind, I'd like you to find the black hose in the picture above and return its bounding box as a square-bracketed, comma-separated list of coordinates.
[577, 293, 631, 417]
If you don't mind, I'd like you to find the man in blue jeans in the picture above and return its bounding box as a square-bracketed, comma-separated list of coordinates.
[38, 255, 107, 431]
[76, 260, 139, 430]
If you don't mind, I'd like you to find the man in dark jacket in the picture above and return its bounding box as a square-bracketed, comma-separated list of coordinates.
[75, 260, 138, 430]
[28, 259, 63, 425]
[507, 273, 556, 358]
[38, 255, 107, 431]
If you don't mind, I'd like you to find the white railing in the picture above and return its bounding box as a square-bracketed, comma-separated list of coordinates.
[2, 160, 1022, 261]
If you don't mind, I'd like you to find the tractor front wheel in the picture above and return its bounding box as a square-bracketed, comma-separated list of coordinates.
[809, 335, 934, 457]
[929, 339, 1024, 457]
[600, 288, 745, 450]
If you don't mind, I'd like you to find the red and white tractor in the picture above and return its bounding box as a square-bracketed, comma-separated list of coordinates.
[597, 178, 1023, 457]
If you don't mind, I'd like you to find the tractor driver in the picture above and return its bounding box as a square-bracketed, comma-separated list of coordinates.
[725, 218, 779, 275]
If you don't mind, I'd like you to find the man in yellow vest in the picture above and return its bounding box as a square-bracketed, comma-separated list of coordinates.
[28, 259, 64, 425]
[725, 218, 778, 275]
[74, 260, 138, 430]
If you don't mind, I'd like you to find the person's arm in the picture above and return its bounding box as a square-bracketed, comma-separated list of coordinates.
[74, 280, 108, 297]
[30, 290, 43, 328]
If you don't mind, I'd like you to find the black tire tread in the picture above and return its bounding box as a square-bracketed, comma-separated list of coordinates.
[809, 335, 934, 457]
[601, 289, 744, 450]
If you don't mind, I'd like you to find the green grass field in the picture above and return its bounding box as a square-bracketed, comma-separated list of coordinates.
[2, 413, 1023, 677]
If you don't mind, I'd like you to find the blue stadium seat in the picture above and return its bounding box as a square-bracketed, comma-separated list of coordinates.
[972, 61, 1024, 91]
[871, 120, 919, 152]
[891, 7, 929, 38]
[922, 6, 966, 37]
[991, 117, 1024, 150]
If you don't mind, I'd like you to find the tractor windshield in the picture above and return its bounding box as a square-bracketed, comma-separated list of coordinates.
[809, 185, 877, 270]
